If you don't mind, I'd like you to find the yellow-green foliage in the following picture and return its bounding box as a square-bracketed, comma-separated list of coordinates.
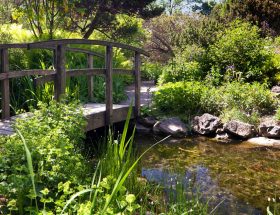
[0, 24, 33, 43]
[153, 81, 276, 121]
[0, 101, 89, 214]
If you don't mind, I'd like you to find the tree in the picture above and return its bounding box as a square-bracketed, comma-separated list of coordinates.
[0, 0, 21, 24]
[67, 0, 164, 39]
[17, 0, 67, 39]
[216, 0, 280, 36]
[159, 0, 186, 15]
[15, 0, 163, 40]
[190, 0, 217, 15]
[144, 13, 221, 62]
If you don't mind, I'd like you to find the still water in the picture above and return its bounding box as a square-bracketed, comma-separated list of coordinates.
[136, 135, 280, 214]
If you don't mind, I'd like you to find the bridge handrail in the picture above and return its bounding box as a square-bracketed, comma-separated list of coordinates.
[0, 39, 145, 123]
[0, 39, 149, 56]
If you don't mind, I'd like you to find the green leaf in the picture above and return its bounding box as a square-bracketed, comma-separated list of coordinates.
[125, 194, 136, 204]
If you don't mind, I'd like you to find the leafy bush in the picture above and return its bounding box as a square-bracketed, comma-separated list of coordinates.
[153, 81, 208, 115]
[220, 82, 276, 115]
[208, 20, 279, 84]
[0, 101, 89, 214]
[158, 44, 208, 84]
[142, 62, 162, 81]
[274, 107, 280, 121]
[159, 61, 204, 84]
[153, 81, 275, 122]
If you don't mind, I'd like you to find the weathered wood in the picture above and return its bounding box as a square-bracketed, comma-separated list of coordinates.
[66, 47, 104, 58]
[0, 69, 55, 80]
[113, 69, 134, 75]
[0, 43, 28, 49]
[134, 52, 141, 117]
[54, 45, 66, 100]
[84, 104, 135, 131]
[0, 68, 133, 82]
[0, 103, 136, 135]
[0, 49, 10, 120]
[105, 45, 113, 125]
[28, 39, 149, 56]
[67, 68, 105, 77]
[87, 54, 94, 101]
[0, 39, 148, 130]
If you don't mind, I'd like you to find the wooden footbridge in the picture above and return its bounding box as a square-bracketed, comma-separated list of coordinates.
[0, 39, 149, 135]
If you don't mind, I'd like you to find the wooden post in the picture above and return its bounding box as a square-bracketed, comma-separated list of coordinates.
[54, 44, 66, 100]
[0, 49, 10, 120]
[87, 54, 94, 101]
[105, 45, 113, 125]
[134, 52, 141, 117]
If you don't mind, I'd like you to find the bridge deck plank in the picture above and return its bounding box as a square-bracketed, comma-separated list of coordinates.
[0, 103, 133, 136]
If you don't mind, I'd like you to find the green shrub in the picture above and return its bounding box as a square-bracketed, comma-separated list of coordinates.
[0, 101, 89, 214]
[220, 82, 276, 115]
[153, 81, 275, 122]
[153, 81, 208, 115]
[159, 61, 204, 84]
[142, 62, 162, 81]
[207, 20, 279, 84]
[159, 45, 206, 84]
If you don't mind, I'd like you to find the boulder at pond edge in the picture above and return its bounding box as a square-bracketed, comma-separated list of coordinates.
[224, 120, 256, 139]
[192, 113, 222, 135]
[153, 117, 188, 138]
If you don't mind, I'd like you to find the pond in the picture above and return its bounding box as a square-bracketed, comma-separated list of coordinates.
[135, 134, 280, 214]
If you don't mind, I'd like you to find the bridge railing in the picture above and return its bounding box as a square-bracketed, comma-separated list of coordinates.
[0, 39, 149, 125]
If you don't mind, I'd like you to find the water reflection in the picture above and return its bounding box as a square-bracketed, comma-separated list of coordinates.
[142, 166, 261, 214]
[136, 134, 280, 214]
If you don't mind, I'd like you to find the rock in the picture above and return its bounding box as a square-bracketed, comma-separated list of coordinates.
[153, 117, 188, 138]
[215, 132, 231, 142]
[138, 116, 157, 127]
[271, 86, 280, 95]
[136, 123, 152, 134]
[216, 128, 225, 134]
[224, 120, 256, 139]
[192, 113, 222, 135]
[259, 123, 280, 138]
[247, 137, 280, 147]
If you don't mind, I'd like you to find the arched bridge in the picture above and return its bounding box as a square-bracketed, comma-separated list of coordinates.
[0, 39, 149, 135]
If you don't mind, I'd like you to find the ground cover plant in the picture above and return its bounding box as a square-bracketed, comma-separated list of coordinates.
[0, 101, 209, 214]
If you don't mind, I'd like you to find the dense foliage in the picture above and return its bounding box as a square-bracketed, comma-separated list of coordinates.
[218, 0, 280, 36]
[207, 21, 279, 84]
[0, 101, 89, 214]
[154, 81, 276, 124]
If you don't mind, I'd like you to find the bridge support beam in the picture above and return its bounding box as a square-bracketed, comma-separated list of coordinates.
[0, 49, 10, 120]
[87, 54, 94, 101]
[105, 45, 113, 125]
[134, 52, 141, 118]
[54, 44, 66, 100]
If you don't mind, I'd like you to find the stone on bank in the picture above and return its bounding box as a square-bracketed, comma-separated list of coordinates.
[153, 117, 188, 138]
